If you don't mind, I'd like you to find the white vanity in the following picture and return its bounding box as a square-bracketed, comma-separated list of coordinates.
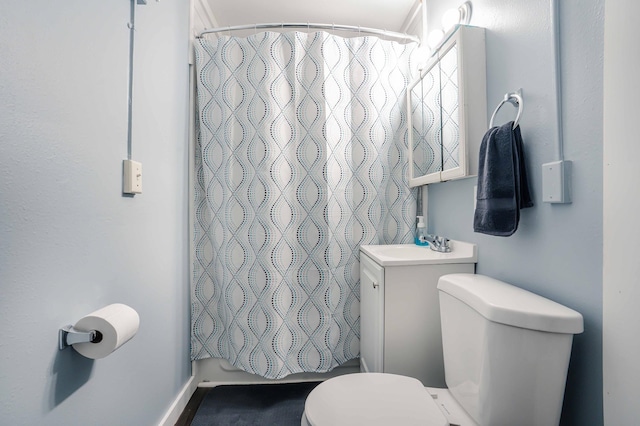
[359, 241, 477, 387]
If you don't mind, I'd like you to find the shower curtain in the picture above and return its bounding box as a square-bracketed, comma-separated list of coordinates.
[192, 31, 417, 379]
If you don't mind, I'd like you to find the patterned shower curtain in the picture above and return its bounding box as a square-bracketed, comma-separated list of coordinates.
[192, 31, 417, 379]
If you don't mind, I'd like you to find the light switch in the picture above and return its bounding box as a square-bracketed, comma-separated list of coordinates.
[123, 159, 142, 194]
[542, 160, 571, 203]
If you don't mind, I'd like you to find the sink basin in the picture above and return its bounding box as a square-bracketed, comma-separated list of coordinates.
[360, 240, 477, 266]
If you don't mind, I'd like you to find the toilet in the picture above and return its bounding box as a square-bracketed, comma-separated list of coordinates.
[301, 273, 584, 426]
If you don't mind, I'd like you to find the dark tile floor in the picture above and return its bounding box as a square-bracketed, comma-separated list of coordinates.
[175, 382, 319, 426]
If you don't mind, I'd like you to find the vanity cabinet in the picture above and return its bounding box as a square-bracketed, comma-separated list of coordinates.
[359, 243, 476, 387]
[408, 25, 487, 186]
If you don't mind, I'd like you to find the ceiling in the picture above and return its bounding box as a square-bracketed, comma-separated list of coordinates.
[205, 0, 420, 34]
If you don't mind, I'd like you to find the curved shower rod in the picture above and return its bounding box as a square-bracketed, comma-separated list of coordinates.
[197, 22, 420, 44]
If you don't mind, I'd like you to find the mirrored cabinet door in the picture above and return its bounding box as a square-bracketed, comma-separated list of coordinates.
[439, 43, 462, 179]
[409, 60, 441, 183]
[407, 25, 486, 187]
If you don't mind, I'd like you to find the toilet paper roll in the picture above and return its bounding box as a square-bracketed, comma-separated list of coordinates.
[72, 303, 140, 359]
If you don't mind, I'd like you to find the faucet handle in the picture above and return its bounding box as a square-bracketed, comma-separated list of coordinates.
[429, 235, 452, 253]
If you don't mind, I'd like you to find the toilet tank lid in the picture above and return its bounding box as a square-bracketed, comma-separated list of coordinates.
[437, 274, 584, 334]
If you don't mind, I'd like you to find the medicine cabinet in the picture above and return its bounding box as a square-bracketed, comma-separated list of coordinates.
[407, 25, 487, 187]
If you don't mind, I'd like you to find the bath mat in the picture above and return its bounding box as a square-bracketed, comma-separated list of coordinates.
[190, 381, 320, 426]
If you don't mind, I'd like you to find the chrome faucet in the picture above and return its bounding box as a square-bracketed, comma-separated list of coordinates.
[422, 234, 452, 253]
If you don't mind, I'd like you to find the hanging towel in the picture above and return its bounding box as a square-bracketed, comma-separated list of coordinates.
[473, 121, 533, 236]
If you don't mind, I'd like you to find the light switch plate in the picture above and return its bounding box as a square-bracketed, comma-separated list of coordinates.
[123, 159, 142, 194]
[542, 160, 571, 203]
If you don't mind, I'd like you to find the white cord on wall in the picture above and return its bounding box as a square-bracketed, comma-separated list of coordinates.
[550, 0, 564, 162]
[542, 0, 572, 204]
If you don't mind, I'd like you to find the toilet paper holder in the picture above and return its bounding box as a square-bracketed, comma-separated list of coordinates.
[58, 325, 103, 350]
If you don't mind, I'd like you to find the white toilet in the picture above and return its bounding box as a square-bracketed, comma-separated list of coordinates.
[301, 273, 584, 426]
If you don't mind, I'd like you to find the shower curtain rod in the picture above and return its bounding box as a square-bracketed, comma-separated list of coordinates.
[197, 22, 420, 43]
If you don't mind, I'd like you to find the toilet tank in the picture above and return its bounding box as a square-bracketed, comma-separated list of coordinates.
[437, 274, 583, 426]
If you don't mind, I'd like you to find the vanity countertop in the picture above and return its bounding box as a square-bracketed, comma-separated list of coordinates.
[360, 240, 477, 266]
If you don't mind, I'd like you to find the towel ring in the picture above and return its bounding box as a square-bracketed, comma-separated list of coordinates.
[489, 90, 523, 130]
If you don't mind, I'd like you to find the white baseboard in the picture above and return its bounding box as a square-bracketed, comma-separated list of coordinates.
[157, 375, 199, 426]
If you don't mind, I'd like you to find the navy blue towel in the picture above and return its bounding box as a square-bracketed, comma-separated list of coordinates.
[473, 121, 533, 236]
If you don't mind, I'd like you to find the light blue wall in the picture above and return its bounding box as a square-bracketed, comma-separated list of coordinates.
[0, 1, 191, 425]
[425, 1, 603, 425]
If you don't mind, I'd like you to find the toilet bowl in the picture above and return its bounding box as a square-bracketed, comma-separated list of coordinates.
[301, 274, 583, 426]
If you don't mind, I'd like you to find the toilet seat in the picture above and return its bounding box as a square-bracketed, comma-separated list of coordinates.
[302, 373, 448, 426]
